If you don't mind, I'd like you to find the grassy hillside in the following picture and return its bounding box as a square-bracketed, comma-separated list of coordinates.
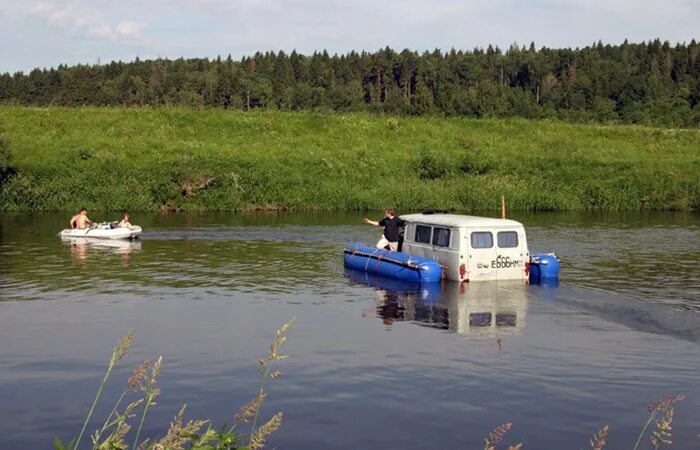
[0, 107, 699, 211]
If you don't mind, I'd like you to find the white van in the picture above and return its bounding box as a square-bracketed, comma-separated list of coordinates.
[400, 213, 529, 282]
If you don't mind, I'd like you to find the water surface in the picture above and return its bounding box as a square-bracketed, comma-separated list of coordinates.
[1, 212, 699, 449]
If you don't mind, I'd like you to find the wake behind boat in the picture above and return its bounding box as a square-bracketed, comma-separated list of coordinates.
[59, 222, 142, 240]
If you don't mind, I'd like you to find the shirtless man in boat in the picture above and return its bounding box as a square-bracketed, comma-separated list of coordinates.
[70, 208, 92, 229]
[363, 208, 404, 251]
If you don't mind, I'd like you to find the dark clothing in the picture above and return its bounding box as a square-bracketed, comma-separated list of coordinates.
[378, 216, 403, 242]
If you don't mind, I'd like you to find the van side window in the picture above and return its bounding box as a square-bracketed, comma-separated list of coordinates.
[432, 227, 450, 247]
[415, 225, 432, 244]
[497, 231, 519, 248]
[471, 232, 493, 249]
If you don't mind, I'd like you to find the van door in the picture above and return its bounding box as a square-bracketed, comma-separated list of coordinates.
[466, 230, 497, 281]
[495, 229, 526, 281]
[403, 223, 433, 258]
[431, 226, 457, 280]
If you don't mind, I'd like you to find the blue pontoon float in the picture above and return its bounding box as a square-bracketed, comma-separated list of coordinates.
[343, 243, 443, 283]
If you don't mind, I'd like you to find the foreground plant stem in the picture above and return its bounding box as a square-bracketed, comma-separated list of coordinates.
[93, 389, 127, 444]
[75, 367, 111, 449]
[633, 411, 657, 450]
[133, 356, 162, 449]
[74, 331, 133, 450]
[249, 365, 272, 439]
[248, 318, 294, 448]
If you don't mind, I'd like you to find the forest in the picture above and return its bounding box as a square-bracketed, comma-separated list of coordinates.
[1, 40, 700, 127]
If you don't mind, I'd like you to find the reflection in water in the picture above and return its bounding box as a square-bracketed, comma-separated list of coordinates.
[62, 237, 141, 267]
[346, 269, 529, 337]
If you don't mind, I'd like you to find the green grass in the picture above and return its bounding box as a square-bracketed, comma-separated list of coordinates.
[1, 106, 699, 211]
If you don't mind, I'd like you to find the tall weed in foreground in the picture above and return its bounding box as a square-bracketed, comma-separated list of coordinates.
[634, 394, 685, 450]
[481, 394, 685, 450]
[72, 330, 134, 450]
[55, 319, 294, 450]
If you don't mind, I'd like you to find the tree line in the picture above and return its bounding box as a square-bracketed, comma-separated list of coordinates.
[2, 40, 700, 127]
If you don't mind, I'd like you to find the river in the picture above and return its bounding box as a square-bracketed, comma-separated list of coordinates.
[0, 212, 699, 449]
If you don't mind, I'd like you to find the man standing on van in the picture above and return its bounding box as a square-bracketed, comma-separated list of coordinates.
[363, 208, 403, 251]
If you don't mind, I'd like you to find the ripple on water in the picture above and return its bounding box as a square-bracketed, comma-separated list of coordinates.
[528, 224, 700, 310]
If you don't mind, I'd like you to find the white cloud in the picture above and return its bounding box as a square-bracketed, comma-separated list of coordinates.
[28, 2, 145, 42]
[86, 24, 113, 40]
[88, 21, 145, 41]
[115, 21, 145, 40]
[29, 2, 97, 29]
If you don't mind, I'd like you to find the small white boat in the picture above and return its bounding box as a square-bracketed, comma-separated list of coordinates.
[59, 222, 142, 240]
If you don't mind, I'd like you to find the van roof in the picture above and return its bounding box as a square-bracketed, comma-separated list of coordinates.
[400, 213, 524, 228]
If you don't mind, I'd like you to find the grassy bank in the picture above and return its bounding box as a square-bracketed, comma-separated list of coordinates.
[0, 107, 699, 211]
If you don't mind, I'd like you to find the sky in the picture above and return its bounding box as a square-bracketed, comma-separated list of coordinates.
[1, 0, 699, 73]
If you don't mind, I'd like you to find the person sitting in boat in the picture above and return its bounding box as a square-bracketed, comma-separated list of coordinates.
[363, 208, 404, 251]
[70, 208, 92, 229]
[117, 213, 134, 230]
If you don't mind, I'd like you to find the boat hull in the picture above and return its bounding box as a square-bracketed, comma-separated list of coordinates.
[343, 243, 443, 283]
[59, 225, 142, 240]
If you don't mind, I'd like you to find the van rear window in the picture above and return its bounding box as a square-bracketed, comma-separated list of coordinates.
[497, 231, 519, 248]
[469, 312, 492, 327]
[432, 227, 450, 247]
[471, 232, 493, 249]
[496, 312, 517, 327]
[415, 225, 431, 244]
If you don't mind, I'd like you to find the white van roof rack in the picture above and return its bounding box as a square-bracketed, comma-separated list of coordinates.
[400, 213, 524, 228]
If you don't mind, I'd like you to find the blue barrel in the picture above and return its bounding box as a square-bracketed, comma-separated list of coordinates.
[529, 252, 560, 285]
[343, 243, 443, 283]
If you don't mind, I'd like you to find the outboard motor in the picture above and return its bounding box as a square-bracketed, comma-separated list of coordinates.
[529, 252, 560, 286]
